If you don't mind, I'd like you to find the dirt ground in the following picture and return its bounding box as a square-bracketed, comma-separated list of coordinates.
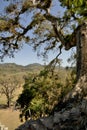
[0, 108, 23, 130]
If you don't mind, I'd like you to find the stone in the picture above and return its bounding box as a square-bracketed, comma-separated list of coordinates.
[39, 116, 53, 129]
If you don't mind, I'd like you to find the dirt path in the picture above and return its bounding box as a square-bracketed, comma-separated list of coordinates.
[0, 108, 22, 130]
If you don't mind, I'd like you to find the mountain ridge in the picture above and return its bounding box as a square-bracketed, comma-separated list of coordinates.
[0, 63, 44, 75]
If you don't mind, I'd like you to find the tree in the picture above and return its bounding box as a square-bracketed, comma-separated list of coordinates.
[16, 72, 64, 121]
[0, 77, 19, 107]
[0, 0, 86, 96]
[0, 0, 86, 75]
[1, 0, 87, 129]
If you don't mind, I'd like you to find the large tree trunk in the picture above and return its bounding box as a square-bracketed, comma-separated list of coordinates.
[64, 22, 87, 101]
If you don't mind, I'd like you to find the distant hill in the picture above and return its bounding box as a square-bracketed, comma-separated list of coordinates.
[0, 63, 72, 85]
[0, 63, 44, 75]
[24, 63, 44, 72]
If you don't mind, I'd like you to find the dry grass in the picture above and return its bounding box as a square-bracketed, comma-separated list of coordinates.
[0, 108, 23, 130]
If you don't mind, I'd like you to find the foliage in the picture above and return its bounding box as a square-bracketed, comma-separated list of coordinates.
[16, 71, 64, 121]
[16, 68, 76, 121]
[60, 0, 87, 18]
[52, 68, 76, 112]
[0, 0, 86, 64]
[61, 68, 76, 98]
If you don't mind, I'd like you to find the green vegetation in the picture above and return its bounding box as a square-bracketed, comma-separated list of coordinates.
[16, 68, 76, 121]
[0, 63, 75, 123]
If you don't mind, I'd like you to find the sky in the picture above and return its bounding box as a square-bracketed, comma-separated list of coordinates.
[0, 44, 74, 66]
[0, 0, 76, 67]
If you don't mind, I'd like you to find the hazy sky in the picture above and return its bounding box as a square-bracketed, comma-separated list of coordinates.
[0, 0, 76, 67]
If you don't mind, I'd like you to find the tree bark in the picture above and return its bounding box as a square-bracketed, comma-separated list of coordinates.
[7, 99, 11, 108]
[77, 22, 87, 79]
[64, 22, 87, 101]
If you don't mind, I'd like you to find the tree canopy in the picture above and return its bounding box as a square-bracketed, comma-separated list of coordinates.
[0, 0, 87, 63]
[0, 77, 19, 107]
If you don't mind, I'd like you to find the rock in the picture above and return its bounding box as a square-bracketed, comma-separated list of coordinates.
[16, 92, 87, 130]
[70, 107, 80, 117]
[39, 116, 53, 129]
[16, 118, 47, 130]
[53, 112, 61, 123]
[28, 119, 47, 130]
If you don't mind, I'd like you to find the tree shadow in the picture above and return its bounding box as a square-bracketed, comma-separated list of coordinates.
[0, 104, 8, 109]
